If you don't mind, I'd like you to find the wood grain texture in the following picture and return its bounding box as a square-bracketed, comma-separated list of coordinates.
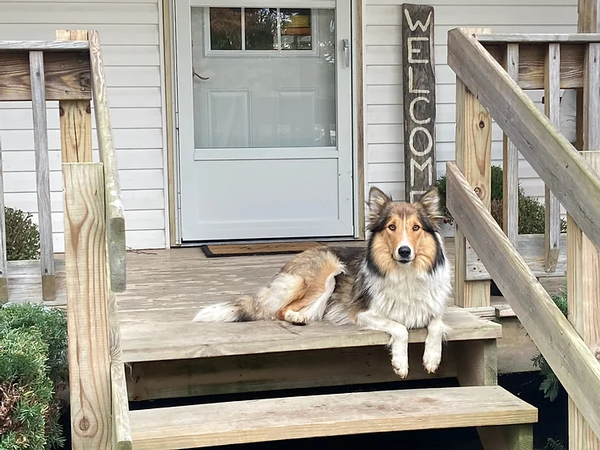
[0, 50, 91, 101]
[56, 30, 93, 164]
[0, 40, 88, 50]
[578, 0, 598, 33]
[0, 139, 7, 303]
[59, 101, 92, 162]
[29, 50, 55, 301]
[356, 0, 366, 239]
[454, 72, 492, 308]
[543, 43, 561, 273]
[401, 3, 436, 202]
[445, 160, 600, 440]
[466, 233, 567, 281]
[456, 339, 498, 387]
[89, 30, 126, 293]
[448, 28, 600, 253]
[480, 41, 587, 90]
[109, 289, 132, 450]
[567, 151, 600, 449]
[476, 33, 600, 43]
[128, 343, 458, 402]
[129, 386, 537, 450]
[120, 306, 501, 363]
[63, 163, 112, 449]
[503, 43, 519, 246]
[582, 43, 600, 151]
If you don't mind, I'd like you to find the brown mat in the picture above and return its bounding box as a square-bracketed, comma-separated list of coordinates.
[200, 241, 324, 258]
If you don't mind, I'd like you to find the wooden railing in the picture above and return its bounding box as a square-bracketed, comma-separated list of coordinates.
[447, 28, 600, 444]
[0, 31, 131, 448]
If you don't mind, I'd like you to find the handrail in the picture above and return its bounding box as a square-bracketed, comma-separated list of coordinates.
[447, 27, 600, 253]
[88, 31, 126, 293]
[445, 161, 600, 438]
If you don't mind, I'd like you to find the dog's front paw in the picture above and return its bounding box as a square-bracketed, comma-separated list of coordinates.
[422, 349, 441, 374]
[284, 310, 308, 326]
[391, 356, 409, 378]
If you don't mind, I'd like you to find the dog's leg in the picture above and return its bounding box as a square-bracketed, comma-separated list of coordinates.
[356, 311, 410, 378]
[423, 316, 446, 373]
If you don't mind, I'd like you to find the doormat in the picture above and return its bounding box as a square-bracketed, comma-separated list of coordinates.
[200, 241, 324, 258]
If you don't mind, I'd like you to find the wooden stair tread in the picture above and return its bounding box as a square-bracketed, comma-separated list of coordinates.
[129, 385, 537, 449]
[120, 306, 502, 363]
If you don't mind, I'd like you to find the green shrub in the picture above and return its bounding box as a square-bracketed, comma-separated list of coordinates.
[0, 304, 68, 449]
[531, 289, 568, 402]
[436, 165, 567, 234]
[5, 207, 41, 261]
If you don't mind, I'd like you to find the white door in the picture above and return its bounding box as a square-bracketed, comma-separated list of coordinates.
[175, 0, 354, 241]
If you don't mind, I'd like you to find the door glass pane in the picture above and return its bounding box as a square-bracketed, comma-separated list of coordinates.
[280, 8, 312, 50]
[245, 8, 278, 50]
[191, 7, 337, 149]
[209, 8, 242, 50]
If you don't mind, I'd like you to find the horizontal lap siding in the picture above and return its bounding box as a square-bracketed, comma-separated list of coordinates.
[0, 0, 165, 252]
[364, 0, 578, 205]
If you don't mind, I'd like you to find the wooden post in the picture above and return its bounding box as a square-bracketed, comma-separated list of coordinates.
[64, 162, 112, 449]
[0, 139, 7, 303]
[502, 44, 519, 246]
[56, 30, 93, 163]
[401, 3, 436, 202]
[454, 73, 492, 309]
[29, 50, 56, 301]
[543, 43, 561, 272]
[567, 152, 600, 450]
[567, 40, 600, 450]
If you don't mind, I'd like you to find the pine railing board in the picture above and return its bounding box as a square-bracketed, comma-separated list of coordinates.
[446, 160, 600, 440]
[63, 162, 112, 448]
[29, 50, 55, 301]
[0, 139, 6, 303]
[502, 43, 520, 246]
[475, 33, 600, 43]
[543, 42, 561, 273]
[447, 27, 600, 254]
[0, 40, 89, 50]
[88, 30, 126, 292]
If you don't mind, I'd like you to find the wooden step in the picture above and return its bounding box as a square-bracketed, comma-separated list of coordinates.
[129, 385, 537, 449]
[120, 306, 502, 363]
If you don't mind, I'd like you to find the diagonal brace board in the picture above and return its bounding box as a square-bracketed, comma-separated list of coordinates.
[445, 161, 600, 441]
[447, 27, 600, 254]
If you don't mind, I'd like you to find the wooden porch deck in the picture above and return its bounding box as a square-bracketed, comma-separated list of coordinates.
[6, 237, 563, 393]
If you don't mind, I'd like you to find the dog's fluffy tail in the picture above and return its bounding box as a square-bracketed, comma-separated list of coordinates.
[192, 295, 267, 323]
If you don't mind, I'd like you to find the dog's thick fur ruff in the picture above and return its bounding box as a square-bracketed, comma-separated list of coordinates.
[193, 187, 452, 377]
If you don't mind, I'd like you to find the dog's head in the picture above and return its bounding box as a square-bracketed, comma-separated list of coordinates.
[366, 187, 445, 274]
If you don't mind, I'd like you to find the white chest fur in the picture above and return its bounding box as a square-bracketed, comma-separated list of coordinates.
[365, 262, 451, 329]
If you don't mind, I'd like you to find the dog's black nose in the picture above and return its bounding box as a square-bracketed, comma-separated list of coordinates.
[398, 246, 412, 258]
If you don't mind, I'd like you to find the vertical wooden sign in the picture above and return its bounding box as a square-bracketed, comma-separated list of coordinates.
[401, 3, 436, 202]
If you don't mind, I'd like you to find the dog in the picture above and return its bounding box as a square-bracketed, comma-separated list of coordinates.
[192, 187, 452, 378]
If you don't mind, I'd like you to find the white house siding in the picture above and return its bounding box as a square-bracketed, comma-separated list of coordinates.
[0, 0, 166, 252]
[364, 0, 578, 206]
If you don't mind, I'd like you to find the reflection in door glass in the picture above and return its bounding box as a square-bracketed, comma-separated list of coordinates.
[192, 8, 337, 148]
[280, 9, 312, 50]
[245, 8, 278, 50]
[209, 8, 242, 50]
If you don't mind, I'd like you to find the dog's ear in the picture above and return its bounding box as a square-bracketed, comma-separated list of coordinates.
[368, 187, 392, 223]
[418, 188, 444, 221]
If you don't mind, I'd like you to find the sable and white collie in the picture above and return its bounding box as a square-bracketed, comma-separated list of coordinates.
[193, 187, 452, 378]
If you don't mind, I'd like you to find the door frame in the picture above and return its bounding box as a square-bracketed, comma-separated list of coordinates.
[162, 0, 366, 245]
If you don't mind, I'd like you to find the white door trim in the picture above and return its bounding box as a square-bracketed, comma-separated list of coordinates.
[173, 0, 359, 241]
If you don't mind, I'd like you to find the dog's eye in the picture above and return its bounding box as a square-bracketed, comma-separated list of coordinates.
[413, 224, 420, 231]
[388, 224, 396, 231]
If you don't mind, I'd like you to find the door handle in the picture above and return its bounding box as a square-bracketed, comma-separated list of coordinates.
[342, 39, 350, 68]
[193, 68, 209, 81]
